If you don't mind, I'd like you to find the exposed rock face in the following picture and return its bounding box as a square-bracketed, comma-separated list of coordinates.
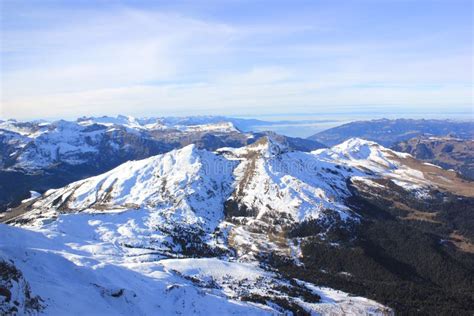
[0, 259, 43, 315]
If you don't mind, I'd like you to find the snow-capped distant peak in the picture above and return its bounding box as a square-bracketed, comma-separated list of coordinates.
[336, 137, 410, 157]
[312, 138, 441, 194]
[335, 137, 378, 149]
[312, 137, 408, 167]
[325, 138, 383, 157]
[77, 116, 243, 133]
[77, 115, 142, 128]
[181, 121, 239, 133]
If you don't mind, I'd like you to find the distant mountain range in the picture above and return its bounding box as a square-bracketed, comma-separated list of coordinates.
[308, 118, 474, 147]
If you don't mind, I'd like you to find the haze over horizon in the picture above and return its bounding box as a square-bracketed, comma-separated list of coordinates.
[1, 0, 473, 120]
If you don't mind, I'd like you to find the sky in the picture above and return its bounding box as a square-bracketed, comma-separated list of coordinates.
[0, 0, 473, 120]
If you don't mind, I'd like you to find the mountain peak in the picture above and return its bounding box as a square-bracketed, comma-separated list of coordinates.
[332, 137, 381, 158]
[312, 137, 384, 159]
[246, 135, 289, 157]
[338, 137, 379, 147]
[77, 115, 141, 128]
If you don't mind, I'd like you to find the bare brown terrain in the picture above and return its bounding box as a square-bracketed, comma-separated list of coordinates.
[393, 136, 474, 181]
[388, 152, 474, 197]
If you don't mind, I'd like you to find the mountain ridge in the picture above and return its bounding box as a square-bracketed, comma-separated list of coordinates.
[0, 117, 325, 211]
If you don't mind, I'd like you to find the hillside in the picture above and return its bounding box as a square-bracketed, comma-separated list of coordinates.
[392, 136, 474, 181]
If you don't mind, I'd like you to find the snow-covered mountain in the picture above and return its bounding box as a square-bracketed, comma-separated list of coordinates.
[0, 116, 326, 211]
[14, 137, 436, 253]
[0, 116, 241, 172]
[3, 136, 473, 314]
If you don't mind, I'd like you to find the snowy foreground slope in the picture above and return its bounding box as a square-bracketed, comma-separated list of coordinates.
[4, 137, 469, 315]
[0, 223, 389, 315]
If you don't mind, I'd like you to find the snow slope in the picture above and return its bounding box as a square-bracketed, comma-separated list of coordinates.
[0, 221, 391, 315]
[223, 137, 359, 223]
[11, 145, 236, 257]
[0, 224, 271, 315]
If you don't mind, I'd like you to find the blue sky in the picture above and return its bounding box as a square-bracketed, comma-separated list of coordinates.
[1, 0, 472, 120]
